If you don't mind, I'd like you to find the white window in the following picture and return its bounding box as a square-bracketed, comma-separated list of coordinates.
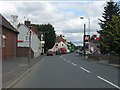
[2, 35, 6, 47]
[24, 35, 29, 41]
[41, 34, 44, 41]
[0, 34, 1, 47]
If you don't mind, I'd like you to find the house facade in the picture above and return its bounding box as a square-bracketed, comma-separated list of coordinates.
[0, 36, 1, 60]
[52, 35, 69, 53]
[17, 21, 44, 58]
[89, 35, 100, 54]
[0, 14, 19, 60]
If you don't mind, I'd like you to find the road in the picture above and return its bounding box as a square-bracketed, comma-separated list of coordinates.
[12, 53, 120, 88]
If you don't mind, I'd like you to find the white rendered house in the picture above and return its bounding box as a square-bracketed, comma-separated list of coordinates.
[52, 35, 69, 52]
[17, 24, 42, 58]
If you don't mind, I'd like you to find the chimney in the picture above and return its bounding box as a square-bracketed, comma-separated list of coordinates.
[24, 20, 31, 27]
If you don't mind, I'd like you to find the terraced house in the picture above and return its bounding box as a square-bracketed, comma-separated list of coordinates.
[0, 14, 19, 60]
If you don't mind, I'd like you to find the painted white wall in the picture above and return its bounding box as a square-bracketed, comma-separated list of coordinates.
[52, 41, 68, 52]
[17, 25, 41, 58]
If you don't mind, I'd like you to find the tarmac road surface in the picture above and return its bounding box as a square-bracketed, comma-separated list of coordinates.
[12, 53, 120, 88]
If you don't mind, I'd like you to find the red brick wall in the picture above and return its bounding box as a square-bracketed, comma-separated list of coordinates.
[0, 30, 2, 60]
[2, 27, 18, 60]
[17, 47, 34, 58]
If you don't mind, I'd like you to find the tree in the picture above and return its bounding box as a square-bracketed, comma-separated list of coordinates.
[98, 0, 120, 54]
[105, 15, 120, 55]
[37, 23, 56, 52]
[67, 42, 76, 52]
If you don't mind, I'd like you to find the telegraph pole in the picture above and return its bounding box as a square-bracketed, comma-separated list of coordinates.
[27, 26, 33, 63]
[28, 30, 31, 63]
[83, 24, 86, 57]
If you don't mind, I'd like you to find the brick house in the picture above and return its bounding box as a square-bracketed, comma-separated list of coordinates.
[0, 14, 19, 60]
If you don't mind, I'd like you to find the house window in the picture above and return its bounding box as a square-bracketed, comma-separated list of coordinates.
[24, 35, 29, 41]
[62, 44, 64, 46]
[56, 44, 58, 46]
[0, 34, 1, 47]
[41, 34, 44, 41]
[2, 35, 6, 47]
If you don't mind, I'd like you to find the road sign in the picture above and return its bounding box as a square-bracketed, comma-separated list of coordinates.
[84, 35, 90, 42]
[27, 29, 34, 35]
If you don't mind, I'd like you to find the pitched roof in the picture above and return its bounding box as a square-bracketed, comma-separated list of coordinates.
[56, 36, 66, 43]
[0, 14, 19, 34]
[18, 23, 43, 36]
[30, 25, 40, 35]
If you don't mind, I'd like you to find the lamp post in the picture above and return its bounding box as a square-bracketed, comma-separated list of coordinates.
[27, 26, 34, 63]
[80, 17, 91, 55]
[88, 18, 90, 35]
[28, 28, 32, 63]
[80, 17, 90, 35]
[88, 18, 91, 52]
[83, 24, 86, 57]
[80, 17, 86, 57]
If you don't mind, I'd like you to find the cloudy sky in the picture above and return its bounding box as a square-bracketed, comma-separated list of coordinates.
[0, 0, 119, 46]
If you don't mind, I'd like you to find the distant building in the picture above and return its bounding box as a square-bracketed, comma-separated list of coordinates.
[89, 35, 100, 54]
[51, 35, 69, 53]
[0, 14, 19, 60]
[17, 20, 44, 58]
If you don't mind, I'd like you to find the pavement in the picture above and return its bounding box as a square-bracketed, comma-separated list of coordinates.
[2, 53, 120, 88]
[2, 55, 45, 88]
[81, 55, 120, 68]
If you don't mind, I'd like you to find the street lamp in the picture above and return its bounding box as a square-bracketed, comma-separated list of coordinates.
[80, 17, 91, 55]
[88, 18, 90, 35]
[80, 17, 90, 35]
[80, 17, 86, 57]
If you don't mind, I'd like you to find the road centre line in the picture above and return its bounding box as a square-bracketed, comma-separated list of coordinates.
[71, 63, 77, 66]
[60, 56, 62, 58]
[67, 61, 71, 63]
[80, 67, 91, 74]
[63, 59, 66, 60]
[97, 76, 120, 89]
[60, 56, 119, 89]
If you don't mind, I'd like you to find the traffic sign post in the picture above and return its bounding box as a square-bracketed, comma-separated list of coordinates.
[27, 29, 34, 63]
[28, 30, 32, 63]
[83, 24, 86, 58]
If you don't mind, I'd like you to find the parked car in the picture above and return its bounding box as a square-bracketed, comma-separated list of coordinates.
[85, 51, 92, 55]
[55, 50, 62, 55]
[47, 51, 53, 56]
[79, 50, 84, 55]
[75, 49, 80, 53]
[59, 48, 67, 54]
[79, 50, 91, 55]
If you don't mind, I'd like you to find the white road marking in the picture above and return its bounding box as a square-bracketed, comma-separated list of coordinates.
[80, 67, 91, 73]
[71, 63, 77, 66]
[60, 56, 62, 58]
[67, 61, 71, 63]
[64, 59, 66, 61]
[97, 76, 120, 89]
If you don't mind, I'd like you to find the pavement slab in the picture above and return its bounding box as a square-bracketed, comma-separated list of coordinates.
[2, 55, 45, 88]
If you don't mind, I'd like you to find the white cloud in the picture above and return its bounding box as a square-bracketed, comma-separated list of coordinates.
[0, 1, 109, 46]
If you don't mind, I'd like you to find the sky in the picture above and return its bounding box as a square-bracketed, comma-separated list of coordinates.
[0, 0, 119, 46]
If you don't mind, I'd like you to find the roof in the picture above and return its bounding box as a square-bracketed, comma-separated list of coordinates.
[30, 25, 40, 35]
[56, 36, 66, 43]
[0, 14, 19, 34]
[18, 23, 43, 36]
